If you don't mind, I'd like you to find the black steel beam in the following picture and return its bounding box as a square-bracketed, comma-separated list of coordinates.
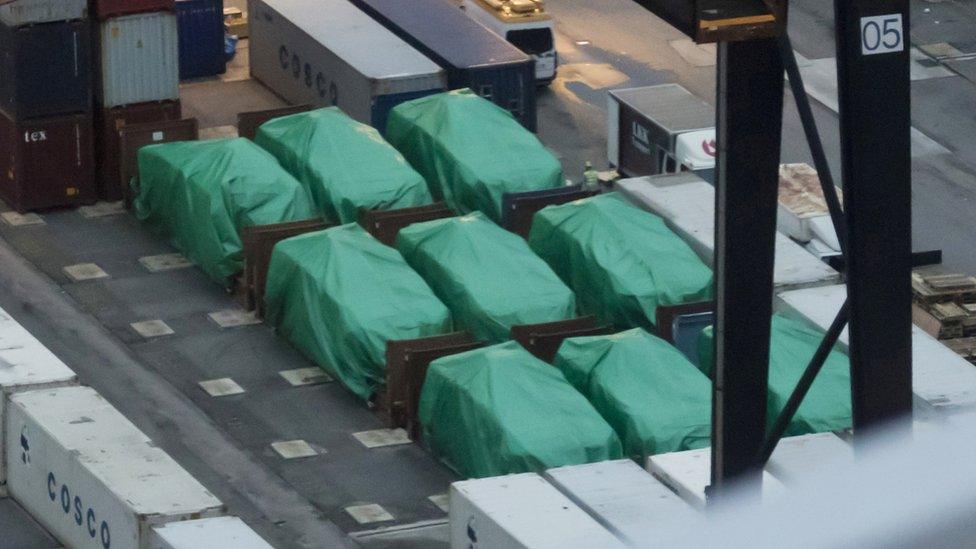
[834, 0, 913, 442]
[710, 36, 785, 499]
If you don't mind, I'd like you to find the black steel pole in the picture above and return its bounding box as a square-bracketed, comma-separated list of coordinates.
[710, 36, 785, 500]
[834, 0, 913, 444]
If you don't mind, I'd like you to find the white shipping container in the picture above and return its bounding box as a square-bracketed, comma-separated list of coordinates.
[647, 448, 789, 510]
[764, 433, 853, 485]
[0, 0, 86, 26]
[248, 0, 446, 131]
[99, 12, 180, 108]
[776, 284, 976, 412]
[6, 386, 224, 549]
[450, 473, 626, 549]
[0, 306, 77, 494]
[150, 516, 272, 549]
[616, 174, 842, 293]
[544, 460, 700, 546]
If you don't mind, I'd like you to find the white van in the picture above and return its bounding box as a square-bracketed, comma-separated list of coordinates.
[461, 0, 558, 84]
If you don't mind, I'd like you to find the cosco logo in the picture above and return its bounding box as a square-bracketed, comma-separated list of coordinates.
[278, 45, 338, 104]
[48, 472, 111, 548]
[24, 131, 47, 143]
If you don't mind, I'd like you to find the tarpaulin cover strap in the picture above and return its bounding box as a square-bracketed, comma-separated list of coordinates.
[133, 138, 315, 284]
[263, 224, 452, 400]
[396, 212, 577, 343]
[529, 192, 714, 330]
[254, 107, 433, 224]
[419, 341, 623, 478]
[385, 89, 564, 222]
[554, 328, 711, 461]
[698, 315, 852, 435]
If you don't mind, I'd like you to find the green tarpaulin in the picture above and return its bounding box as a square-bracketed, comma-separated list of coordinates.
[263, 224, 452, 400]
[385, 89, 564, 222]
[529, 192, 714, 330]
[396, 212, 577, 343]
[698, 315, 852, 435]
[419, 341, 623, 478]
[254, 107, 433, 224]
[554, 328, 711, 462]
[133, 138, 315, 285]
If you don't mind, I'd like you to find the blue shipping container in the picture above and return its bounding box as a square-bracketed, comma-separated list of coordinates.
[176, 0, 225, 80]
[0, 19, 92, 119]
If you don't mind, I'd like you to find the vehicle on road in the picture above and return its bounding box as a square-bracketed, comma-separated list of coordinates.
[460, 0, 557, 85]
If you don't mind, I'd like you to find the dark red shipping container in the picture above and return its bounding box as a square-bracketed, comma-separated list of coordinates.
[0, 111, 96, 212]
[91, 0, 175, 20]
[95, 100, 180, 201]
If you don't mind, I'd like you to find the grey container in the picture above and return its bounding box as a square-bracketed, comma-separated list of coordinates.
[0, 0, 87, 27]
[98, 11, 180, 108]
[248, 0, 446, 133]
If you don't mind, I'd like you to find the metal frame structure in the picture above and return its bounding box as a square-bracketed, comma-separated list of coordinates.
[631, 0, 915, 497]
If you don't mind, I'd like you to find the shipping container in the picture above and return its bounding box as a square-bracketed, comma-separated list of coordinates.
[0, 306, 77, 494]
[0, 110, 96, 212]
[0, 0, 87, 27]
[5, 386, 225, 549]
[95, 100, 181, 201]
[99, 12, 180, 108]
[616, 174, 842, 293]
[544, 460, 700, 546]
[607, 84, 715, 180]
[765, 433, 854, 485]
[150, 516, 272, 548]
[176, 0, 226, 80]
[91, 0, 175, 21]
[450, 473, 626, 549]
[646, 447, 789, 510]
[348, 0, 537, 131]
[248, 0, 446, 133]
[776, 284, 976, 413]
[0, 19, 92, 119]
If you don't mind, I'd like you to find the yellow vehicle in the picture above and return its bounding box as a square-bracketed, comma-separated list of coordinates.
[461, 0, 557, 84]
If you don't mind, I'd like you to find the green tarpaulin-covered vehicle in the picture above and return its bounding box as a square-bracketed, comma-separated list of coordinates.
[133, 138, 315, 285]
[554, 328, 711, 462]
[396, 212, 577, 343]
[529, 192, 713, 330]
[263, 224, 453, 401]
[254, 107, 433, 224]
[385, 89, 564, 222]
[698, 315, 852, 435]
[419, 341, 623, 478]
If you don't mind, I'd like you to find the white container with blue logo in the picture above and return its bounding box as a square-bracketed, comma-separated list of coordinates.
[5, 386, 224, 549]
[0, 306, 78, 496]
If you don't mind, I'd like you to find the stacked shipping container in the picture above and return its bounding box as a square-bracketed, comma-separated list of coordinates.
[0, 0, 95, 212]
[176, 0, 226, 80]
[92, 0, 182, 201]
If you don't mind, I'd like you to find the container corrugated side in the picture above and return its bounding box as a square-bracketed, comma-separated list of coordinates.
[99, 12, 180, 108]
[248, 0, 445, 128]
[776, 284, 976, 412]
[616, 175, 842, 292]
[91, 0, 175, 21]
[0, 0, 87, 27]
[544, 460, 700, 546]
[450, 473, 626, 549]
[0, 306, 77, 494]
[150, 516, 273, 549]
[5, 386, 225, 549]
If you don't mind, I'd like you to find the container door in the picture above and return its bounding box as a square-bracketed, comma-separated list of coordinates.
[618, 103, 658, 177]
[12, 21, 92, 119]
[18, 116, 95, 210]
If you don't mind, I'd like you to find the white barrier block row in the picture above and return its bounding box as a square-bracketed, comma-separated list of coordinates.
[0, 306, 78, 493]
[616, 175, 842, 293]
[544, 460, 700, 546]
[150, 516, 272, 548]
[776, 284, 976, 412]
[450, 473, 625, 549]
[6, 386, 224, 549]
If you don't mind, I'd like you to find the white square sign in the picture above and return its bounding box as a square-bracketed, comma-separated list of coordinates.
[860, 14, 905, 55]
